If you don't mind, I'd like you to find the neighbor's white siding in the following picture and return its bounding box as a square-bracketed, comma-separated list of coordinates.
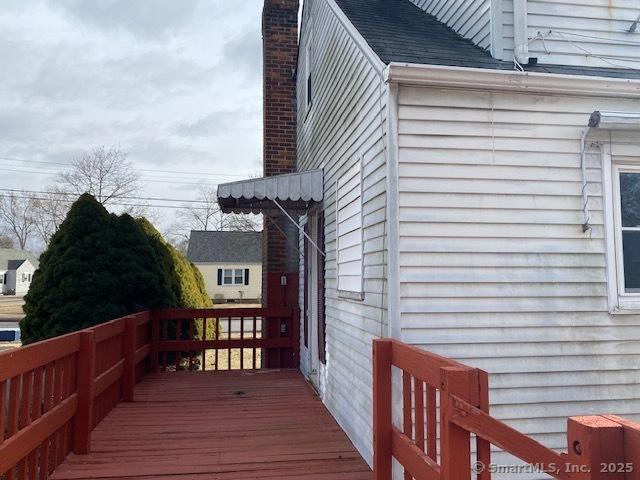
[297, 0, 388, 464]
[396, 85, 640, 462]
[409, 0, 492, 50]
[500, 0, 640, 68]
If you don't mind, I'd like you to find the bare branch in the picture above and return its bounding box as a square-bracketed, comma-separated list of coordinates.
[31, 187, 72, 245]
[57, 146, 141, 205]
[166, 185, 261, 249]
[0, 191, 37, 250]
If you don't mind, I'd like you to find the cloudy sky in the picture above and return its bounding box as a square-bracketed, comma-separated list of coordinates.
[0, 0, 265, 231]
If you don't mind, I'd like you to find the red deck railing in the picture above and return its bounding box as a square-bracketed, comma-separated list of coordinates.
[0, 307, 298, 479]
[373, 338, 640, 480]
[152, 307, 299, 371]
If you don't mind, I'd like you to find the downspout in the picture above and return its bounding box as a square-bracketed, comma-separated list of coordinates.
[513, 0, 530, 64]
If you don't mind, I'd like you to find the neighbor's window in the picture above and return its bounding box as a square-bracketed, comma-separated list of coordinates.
[223, 269, 245, 286]
[336, 159, 363, 295]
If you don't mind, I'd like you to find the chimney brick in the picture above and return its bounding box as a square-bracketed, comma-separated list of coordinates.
[261, 0, 299, 306]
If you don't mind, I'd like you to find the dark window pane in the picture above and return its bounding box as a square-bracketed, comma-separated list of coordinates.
[623, 231, 640, 292]
[620, 172, 640, 227]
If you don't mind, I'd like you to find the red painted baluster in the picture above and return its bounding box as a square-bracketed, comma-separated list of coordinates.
[415, 380, 425, 454]
[252, 316, 257, 370]
[403, 371, 413, 480]
[227, 317, 231, 370]
[426, 385, 437, 461]
[240, 316, 245, 370]
[201, 317, 207, 371]
[74, 330, 96, 454]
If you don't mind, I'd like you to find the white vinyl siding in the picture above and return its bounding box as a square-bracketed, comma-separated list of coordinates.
[408, 0, 492, 50]
[297, 0, 388, 465]
[396, 84, 640, 466]
[500, 0, 640, 68]
[337, 161, 363, 293]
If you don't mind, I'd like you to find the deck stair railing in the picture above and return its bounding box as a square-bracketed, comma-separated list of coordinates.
[0, 307, 298, 480]
[373, 338, 640, 480]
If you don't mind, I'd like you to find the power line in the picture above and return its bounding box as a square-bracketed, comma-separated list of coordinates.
[0, 193, 213, 211]
[0, 166, 224, 187]
[0, 188, 214, 205]
[0, 155, 251, 179]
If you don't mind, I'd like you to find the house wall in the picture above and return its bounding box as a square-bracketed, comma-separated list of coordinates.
[297, 0, 388, 463]
[498, 0, 640, 68]
[395, 83, 640, 462]
[408, 0, 492, 50]
[7, 262, 35, 295]
[194, 263, 262, 302]
[0, 270, 6, 294]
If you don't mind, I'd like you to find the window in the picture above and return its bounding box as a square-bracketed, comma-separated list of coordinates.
[305, 32, 313, 113]
[604, 156, 640, 311]
[218, 268, 249, 286]
[336, 159, 363, 296]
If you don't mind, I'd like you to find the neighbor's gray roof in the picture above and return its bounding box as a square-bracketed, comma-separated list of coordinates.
[335, 0, 640, 80]
[0, 249, 39, 271]
[187, 231, 262, 264]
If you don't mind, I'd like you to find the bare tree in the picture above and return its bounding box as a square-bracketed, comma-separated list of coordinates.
[166, 185, 261, 250]
[0, 229, 13, 248]
[0, 192, 36, 250]
[31, 187, 71, 245]
[58, 146, 141, 205]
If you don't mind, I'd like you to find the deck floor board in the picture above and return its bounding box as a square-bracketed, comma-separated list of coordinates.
[51, 369, 372, 480]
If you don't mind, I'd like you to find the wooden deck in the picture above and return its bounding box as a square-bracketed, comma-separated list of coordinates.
[51, 369, 372, 480]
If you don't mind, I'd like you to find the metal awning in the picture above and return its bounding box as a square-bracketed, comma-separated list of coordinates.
[217, 169, 323, 214]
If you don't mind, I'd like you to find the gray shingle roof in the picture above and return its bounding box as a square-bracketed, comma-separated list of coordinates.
[187, 231, 262, 264]
[0, 249, 39, 271]
[335, 0, 640, 79]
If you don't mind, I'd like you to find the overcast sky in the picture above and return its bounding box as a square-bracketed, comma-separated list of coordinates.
[0, 0, 265, 230]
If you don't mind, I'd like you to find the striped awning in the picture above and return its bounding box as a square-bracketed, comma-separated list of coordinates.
[217, 169, 323, 214]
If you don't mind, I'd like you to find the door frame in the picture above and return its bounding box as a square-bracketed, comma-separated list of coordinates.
[304, 209, 320, 384]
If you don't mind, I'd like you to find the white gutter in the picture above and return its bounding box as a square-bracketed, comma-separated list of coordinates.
[384, 63, 640, 98]
[513, 0, 529, 65]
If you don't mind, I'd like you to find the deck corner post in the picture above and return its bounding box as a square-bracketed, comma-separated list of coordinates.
[566, 416, 626, 480]
[150, 310, 160, 373]
[123, 316, 137, 402]
[74, 329, 96, 454]
[373, 339, 392, 480]
[440, 367, 473, 480]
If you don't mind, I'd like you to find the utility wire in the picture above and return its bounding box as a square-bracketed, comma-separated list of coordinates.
[0, 193, 213, 211]
[0, 155, 249, 178]
[0, 188, 213, 205]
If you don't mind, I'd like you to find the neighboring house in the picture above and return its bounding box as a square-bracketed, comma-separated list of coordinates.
[219, 0, 640, 473]
[187, 231, 262, 303]
[0, 249, 38, 295]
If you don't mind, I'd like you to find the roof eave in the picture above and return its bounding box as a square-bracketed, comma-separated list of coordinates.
[385, 63, 640, 98]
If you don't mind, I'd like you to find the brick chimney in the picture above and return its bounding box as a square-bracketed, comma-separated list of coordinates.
[262, 0, 299, 308]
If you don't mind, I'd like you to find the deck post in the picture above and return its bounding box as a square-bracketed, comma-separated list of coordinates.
[291, 308, 300, 368]
[74, 330, 96, 454]
[566, 416, 626, 480]
[373, 339, 392, 480]
[440, 367, 474, 480]
[150, 311, 159, 373]
[123, 316, 137, 402]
